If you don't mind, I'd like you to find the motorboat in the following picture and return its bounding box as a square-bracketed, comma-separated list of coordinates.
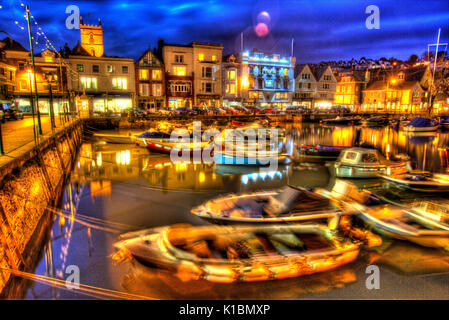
[355, 202, 449, 250]
[380, 171, 449, 193]
[296, 144, 351, 162]
[361, 116, 389, 127]
[334, 147, 410, 178]
[114, 223, 363, 283]
[403, 117, 439, 132]
[191, 185, 360, 225]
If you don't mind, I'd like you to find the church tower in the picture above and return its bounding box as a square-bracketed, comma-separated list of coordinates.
[79, 16, 104, 57]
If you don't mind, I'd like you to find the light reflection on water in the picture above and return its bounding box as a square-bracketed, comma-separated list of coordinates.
[25, 123, 449, 299]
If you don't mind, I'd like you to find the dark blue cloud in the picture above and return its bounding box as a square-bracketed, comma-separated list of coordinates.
[0, 0, 448, 63]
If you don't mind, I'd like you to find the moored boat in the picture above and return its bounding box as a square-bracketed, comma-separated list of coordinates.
[380, 171, 449, 193]
[439, 115, 449, 130]
[403, 117, 439, 132]
[191, 186, 359, 225]
[93, 132, 133, 144]
[322, 116, 354, 125]
[131, 131, 171, 147]
[361, 116, 389, 127]
[296, 144, 351, 162]
[334, 147, 410, 178]
[355, 202, 449, 250]
[144, 138, 211, 155]
[114, 224, 362, 283]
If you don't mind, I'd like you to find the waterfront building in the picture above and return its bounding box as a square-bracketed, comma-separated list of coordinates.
[0, 43, 16, 109]
[222, 53, 241, 107]
[362, 65, 431, 113]
[292, 64, 316, 108]
[67, 17, 135, 116]
[1, 37, 70, 114]
[160, 40, 223, 109]
[135, 48, 165, 110]
[334, 69, 369, 112]
[292, 64, 336, 109]
[240, 50, 295, 108]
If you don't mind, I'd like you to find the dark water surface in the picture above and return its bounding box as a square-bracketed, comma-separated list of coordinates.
[25, 123, 449, 299]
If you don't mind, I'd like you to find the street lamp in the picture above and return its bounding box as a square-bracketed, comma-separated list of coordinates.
[45, 72, 56, 130]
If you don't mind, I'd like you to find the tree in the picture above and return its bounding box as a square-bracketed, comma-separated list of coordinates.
[407, 54, 419, 65]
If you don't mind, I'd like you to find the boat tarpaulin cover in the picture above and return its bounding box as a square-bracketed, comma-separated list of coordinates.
[137, 131, 171, 139]
[407, 117, 438, 127]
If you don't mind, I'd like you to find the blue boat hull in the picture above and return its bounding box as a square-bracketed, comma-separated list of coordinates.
[214, 151, 288, 166]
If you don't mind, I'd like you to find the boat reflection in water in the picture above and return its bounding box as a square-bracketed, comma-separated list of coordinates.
[119, 258, 358, 300]
[24, 122, 449, 300]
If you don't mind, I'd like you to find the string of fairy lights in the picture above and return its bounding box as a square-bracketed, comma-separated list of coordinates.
[2, 0, 81, 82]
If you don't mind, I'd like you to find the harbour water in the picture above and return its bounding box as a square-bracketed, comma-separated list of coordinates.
[25, 123, 449, 299]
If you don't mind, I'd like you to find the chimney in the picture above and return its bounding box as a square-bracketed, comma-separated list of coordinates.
[80, 15, 83, 25]
[98, 18, 102, 26]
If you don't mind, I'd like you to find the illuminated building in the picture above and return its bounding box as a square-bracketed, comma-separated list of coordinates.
[240, 50, 295, 108]
[293, 64, 337, 110]
[67, 16, 136, 115]
[160, 40, 223, 109]
[362, 66, 431, 113]
[0, 45, 16, 108]
[334, 70, 368, 112]
[1, 37, 70, 114]
[79, 16, 104, 58]
[222, 54, 241, 107]
[135, 48, 165, 110]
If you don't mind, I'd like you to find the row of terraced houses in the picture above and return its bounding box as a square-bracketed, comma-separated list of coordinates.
[0, 17, 448, 116]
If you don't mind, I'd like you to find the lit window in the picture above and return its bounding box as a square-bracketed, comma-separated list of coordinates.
[107, 65, 114, 73]
[81, 77, 97, 89]
[44, 56, 53, 63]
[198, 53, 204, 61]
[139, 84, 149, 96]
[152, 69, 161, 80]
[112, 78, 127, 90]
[152, 83, 162, 96]
[230, 84, 236, 94]
[228, 70, 236, 80]
[77, 64, 84, 72]
[212, 55, 216, 61]
[173, 66, 186, 76]
[140, 69, 149, 80]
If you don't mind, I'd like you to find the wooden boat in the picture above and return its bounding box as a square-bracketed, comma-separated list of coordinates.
[94, 132, 133, 144]
[214, 127, 286, 166]
[361, 116, 389, 127]
[380, 172, 449, 192]
[191, 186, 360, 225]
[356, 202, 449, 250]
[322, 116, 354, 125]
[403, 117, 439, 132]
[144, 138, 211, 155]
[296, 144, 351, 161]
[334, 147, 409, 178]
[131, 131, 171, 147]
[114, 224, 361, 283]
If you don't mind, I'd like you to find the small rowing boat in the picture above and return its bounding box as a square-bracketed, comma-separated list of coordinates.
[131, 131, 171, 147]
[114, 223, 361, 283]
[143, 138, 211, 155]
[191, 186, 359, 225]
[94, 132, 133, 144]
[380, 171, 449, 193]
[356, 202, 449, 250]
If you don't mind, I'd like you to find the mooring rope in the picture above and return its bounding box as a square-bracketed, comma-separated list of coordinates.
[0, 266, 156, 300]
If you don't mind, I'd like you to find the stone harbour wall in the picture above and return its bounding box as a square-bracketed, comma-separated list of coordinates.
[0, 120, 83, 298]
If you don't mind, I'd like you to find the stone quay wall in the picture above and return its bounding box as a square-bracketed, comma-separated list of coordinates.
[0, 120, 83, 298]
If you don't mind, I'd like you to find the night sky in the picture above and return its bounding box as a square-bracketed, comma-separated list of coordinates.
[1, 0, 448, 63]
